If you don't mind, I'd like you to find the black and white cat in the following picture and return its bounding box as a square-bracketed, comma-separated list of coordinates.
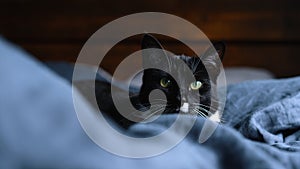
[78, 34, 225, 128]
[137, 34, 225, 122]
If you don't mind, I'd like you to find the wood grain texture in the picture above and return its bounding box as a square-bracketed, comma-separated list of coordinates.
[0, 0, 299, 77]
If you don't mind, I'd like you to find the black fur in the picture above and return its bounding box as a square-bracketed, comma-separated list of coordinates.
[90, 34, 225, 128]
[139, 34, 225, 116]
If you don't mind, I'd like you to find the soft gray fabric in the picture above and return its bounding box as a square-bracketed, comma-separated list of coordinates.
[222, 78, 300, 168]
[0, 36, 300, 169]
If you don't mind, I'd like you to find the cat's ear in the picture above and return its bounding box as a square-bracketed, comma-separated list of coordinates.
[201, 42, 225, 63]
[141, 34, 169, 67]
[213, 42, 225, 60]
[142, 34, 164, 50]
[200, 42, 225, 80]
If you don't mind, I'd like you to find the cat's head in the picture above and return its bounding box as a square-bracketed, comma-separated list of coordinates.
[139, 34, 225, 117]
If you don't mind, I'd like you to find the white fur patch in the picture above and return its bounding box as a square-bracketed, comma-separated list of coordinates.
[180, 102, 189, 113]
[209, 111, 221, 122]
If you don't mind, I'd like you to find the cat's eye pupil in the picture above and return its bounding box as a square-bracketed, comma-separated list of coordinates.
[190, 81, 202, 90]
[160, 78, 171, 88]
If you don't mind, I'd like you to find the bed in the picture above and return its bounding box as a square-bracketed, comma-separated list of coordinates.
[0, 36, 299, 169]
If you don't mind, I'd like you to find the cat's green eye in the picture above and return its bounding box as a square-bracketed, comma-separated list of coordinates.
[160, 78, 171, 88]
[190, 81, 203, 90]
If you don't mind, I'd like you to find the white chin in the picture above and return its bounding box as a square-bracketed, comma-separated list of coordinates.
[180, 103, 189, 113]
[180, 109, 189, 113]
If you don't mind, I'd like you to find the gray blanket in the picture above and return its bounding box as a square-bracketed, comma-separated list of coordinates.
[0, 36, 299, 169]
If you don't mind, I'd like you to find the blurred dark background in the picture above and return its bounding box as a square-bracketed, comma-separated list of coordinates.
[1, 0, 299, 77]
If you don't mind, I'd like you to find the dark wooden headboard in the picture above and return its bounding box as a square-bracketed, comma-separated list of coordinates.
[1, 0, 299, 77]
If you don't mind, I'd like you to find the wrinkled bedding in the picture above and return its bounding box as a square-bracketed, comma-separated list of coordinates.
[0, 36, 299, 169]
